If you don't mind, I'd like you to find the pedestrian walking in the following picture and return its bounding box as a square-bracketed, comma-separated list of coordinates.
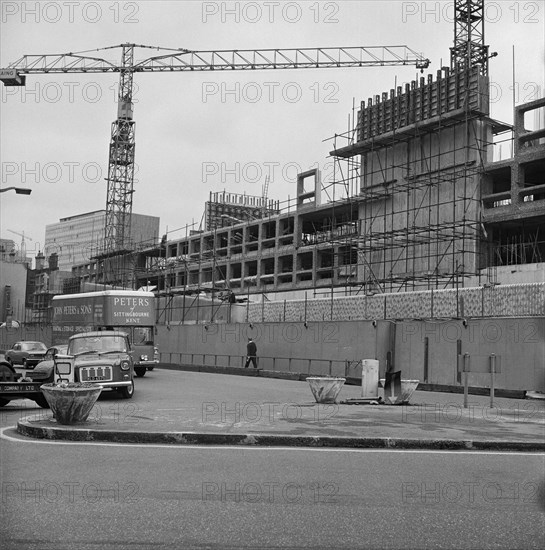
[244, 337, 258, 368]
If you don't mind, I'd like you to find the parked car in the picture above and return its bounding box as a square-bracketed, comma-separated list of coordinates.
[29, 345, 68, 381]
[5, 341, 48, 368]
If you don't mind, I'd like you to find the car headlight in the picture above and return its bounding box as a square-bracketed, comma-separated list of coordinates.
[120, 360, 130, 371]
[140, 354, 148, 361]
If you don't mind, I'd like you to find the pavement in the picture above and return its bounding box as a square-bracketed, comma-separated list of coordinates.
[13, 365, 545, 451]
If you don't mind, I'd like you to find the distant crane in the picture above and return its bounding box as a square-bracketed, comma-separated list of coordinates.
[7, 229, 32, 258]
[261, 175, 270, 215]
[1, 44, 430, 274]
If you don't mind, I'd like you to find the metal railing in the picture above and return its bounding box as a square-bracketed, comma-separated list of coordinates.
[159, 352, 362, 378]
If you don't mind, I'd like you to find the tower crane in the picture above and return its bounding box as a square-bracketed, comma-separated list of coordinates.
[7, 229, 32, 258]
[1, 44, 430, 277]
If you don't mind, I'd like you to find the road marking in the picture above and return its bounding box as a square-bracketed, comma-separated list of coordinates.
[1, 427, 543, 455]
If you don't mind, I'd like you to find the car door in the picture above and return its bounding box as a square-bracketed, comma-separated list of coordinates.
[9, 343, 22, 364]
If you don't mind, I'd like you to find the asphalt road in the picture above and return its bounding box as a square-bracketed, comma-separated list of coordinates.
[1, 369, 544, 550]
[1, 433, 544, 550]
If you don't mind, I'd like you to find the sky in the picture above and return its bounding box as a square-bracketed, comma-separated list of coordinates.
[1, 0, 544, 266]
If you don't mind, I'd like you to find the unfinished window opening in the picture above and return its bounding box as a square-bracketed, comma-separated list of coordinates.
[491, 223, 545, 266]
[261, 257, 275, 276]
[523, 105, 545, 133]
[318, 249, 334, 268]
[203, 235, 214, 252]
[189, 271, 199, 286]
[189, 238, 201, 256]
[201, 268, 213, 284]
[520, 159, 545, 203]
[246, 225, 259, 242]
[230, 263, 242, 279]
[338, 245, 358, 266]
[297, 169, 321, 208]
[216, 232, 228, 249]
[263, 221, 276, 240]
[230, 228, 243, 252]
[317, 270, 333, 280]
[215, 265, 226, 282]
[298, 252, 313, 271]
[489, 166, 511, 194]
[301, 216, 331, 245]
[297, 273, 313, 282]
[278, 255, 294, 283]
[177, 272, 186, 287]
[279, 255, 293, 273]
[280, 217, 294, 235]
[245, 261, 258, 277]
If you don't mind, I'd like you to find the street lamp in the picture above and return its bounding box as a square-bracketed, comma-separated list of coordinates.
[0, 187, 32, 195]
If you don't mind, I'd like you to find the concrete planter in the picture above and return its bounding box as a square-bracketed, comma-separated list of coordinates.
[379, 379, 419, 405]
[306, 377, 346, 404]
[40, 383, 102, 425]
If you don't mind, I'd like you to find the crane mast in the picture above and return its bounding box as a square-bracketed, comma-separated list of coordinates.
[1, 43, 431, 283]
[451, 0, 488, 75]
[106, 44, 135, 254]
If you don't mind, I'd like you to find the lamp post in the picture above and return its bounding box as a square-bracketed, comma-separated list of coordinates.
[0, 187, 32, 195]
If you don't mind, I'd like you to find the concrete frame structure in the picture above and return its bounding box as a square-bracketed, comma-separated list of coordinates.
[331, 66, 492, 293]
[481, 97, 545, 270]
[134, 70, 543, 311]
[205, 191, 280, 232]
[66, 72, 544, 330]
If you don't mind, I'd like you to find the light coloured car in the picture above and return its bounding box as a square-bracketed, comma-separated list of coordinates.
[5, 341, 48, 368]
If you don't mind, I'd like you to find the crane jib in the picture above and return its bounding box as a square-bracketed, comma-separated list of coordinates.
[0, 43, 430, 262]
[0, 45, 430, 86]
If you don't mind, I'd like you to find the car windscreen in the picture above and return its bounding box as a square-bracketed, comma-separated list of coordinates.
[22, 342, 47, 351]
[132, 327, 154, 345]
[69, 336, 127, 354]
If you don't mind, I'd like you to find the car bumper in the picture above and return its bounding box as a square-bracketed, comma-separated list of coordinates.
[90, 381, 133, 389]
[0, 381, 44, 396]
[25, 359, 46, 367]
[135, 360, 158, 367]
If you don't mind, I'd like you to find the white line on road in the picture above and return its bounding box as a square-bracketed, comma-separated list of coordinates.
[1, 427, 543, 455]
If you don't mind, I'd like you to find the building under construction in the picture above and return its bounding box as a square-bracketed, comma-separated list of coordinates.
[69, 0, 544, 318]
[130, 88, 543, 308]
[3, 1, 544, 393]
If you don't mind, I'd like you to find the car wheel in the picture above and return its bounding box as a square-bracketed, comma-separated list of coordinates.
[0, 362, 17, 381]
[0, 397, 10, 407]
[134, 367, 146, 378]
[33, 394, 50, 409]
[119, 381, 134, 399]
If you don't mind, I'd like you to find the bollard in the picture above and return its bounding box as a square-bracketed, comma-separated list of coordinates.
[361, 359, 379, 399]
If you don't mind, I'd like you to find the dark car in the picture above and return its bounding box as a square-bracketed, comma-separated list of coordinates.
[29, 345, 68, 380]
[0, 360, 51, 409]
[5, 341, 48, 368]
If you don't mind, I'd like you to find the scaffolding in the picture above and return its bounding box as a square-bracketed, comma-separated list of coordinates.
[64, 64, 512, 325]
[327, 66, 495, 294]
